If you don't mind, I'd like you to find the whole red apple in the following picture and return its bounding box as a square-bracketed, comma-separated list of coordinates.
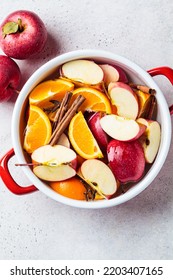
[0, 55, 21, 102]
[0, 10, 47, 59]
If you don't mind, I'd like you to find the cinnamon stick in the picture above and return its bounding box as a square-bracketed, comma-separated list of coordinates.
[147, 95, 157, 119]
[54, 91, 72, 124]
[130, 83, 156, 94]
[52, 91, 72, 131]
[49, 95, 86, 146]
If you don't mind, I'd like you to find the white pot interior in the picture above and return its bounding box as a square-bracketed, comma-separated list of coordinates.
[11, 50, 172, 208]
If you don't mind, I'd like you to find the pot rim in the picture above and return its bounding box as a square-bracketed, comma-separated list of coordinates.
[11, 49, 172, 208]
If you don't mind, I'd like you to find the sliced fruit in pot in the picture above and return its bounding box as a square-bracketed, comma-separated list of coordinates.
[100, 114, 146, 142]
[61, 59, 104, 85]
[99, 64, 128, 85]
[68, 111, 103, 159]
[56, 133, 70, 148]
[29, 78, 74, 109]
[108, 82, 139, 119]
[135, 90, 153, 118]
[107, 139, 145, 183]
[137, 118, 161, 163]
[49, 177, 87, 200]
[70, 87, 112, 114]
[23, 105, 52, 154]
[31, 145, 77, 181]
[80, 159, 118, 197]
[87, 112, 109, 153]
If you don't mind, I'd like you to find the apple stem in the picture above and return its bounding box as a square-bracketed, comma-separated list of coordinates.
[2, 18, 24, 38]
[17, 18, 24, 32]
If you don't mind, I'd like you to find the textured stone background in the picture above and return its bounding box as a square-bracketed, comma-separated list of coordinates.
[0, 0, 173, 259]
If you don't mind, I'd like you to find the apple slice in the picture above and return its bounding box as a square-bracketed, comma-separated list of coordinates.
[87, 112, 109, 153]
[107, 139, 145, 183]
[57, 133, 70, 148]
[80, 159, 117, 197]
[100, 114, 146, 141]
[108, 82, 139, 119]
[31, 145, 77, 181]
[61, 59, 104, 85]
[99, 64, 128, 86]
[137, 118, 161, 163]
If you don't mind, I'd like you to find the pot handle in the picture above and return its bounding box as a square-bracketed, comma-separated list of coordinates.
[0, 148, 37, 195]
[147, 66, 173, 115]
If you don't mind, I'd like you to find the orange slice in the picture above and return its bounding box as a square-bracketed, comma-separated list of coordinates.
[71, 87, 112, 114]
[49, 177, 87, 200]
[23, 105, 52, 153]
[68, 111, 103, 159]
[29, 78, 74, 109]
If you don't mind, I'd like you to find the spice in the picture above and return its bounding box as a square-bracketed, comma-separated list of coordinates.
[147, 95, 157, 120]
[43, 100, 61, 113]
[130, 83, 156, 94]
[49, 94, 86, 146]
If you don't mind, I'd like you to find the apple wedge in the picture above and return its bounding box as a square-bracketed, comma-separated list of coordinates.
[80, 159, 118, 197]
[100, 114, 146, 141]
[99, 64, 128, 86]
[57, 133, 70, 148]
[108, 82, 139, 119]
[107, 139, 145, 183]
[31, 145, 77, 181]
[61, 59, 104, 85]
[87, 112, 109, 153]
[137, 118, 161, 163]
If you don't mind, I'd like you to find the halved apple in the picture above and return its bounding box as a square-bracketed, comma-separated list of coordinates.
[107, 139, 145, 183]
[108, 82, 139, 119]
[137, 118, 161, 163]
[100, 114, 146, 141]
[99, 64, 128, 86]
[31, 145, 77, 181]
[80, 159, 118, 197]
[61, 59, 104, 85]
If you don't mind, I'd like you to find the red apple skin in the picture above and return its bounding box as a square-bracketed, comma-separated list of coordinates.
[108, 81, 134, 94]
[0, 10, 47, 59]
[0, 55, 21, 102]
[69, 157, 78, 171]
[87, 112, 110, 153]
[114, 65, 128, 83]
[107, 139, 145, 183]
[128, 123, 146, 141]
[99, 64, 128, 85]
